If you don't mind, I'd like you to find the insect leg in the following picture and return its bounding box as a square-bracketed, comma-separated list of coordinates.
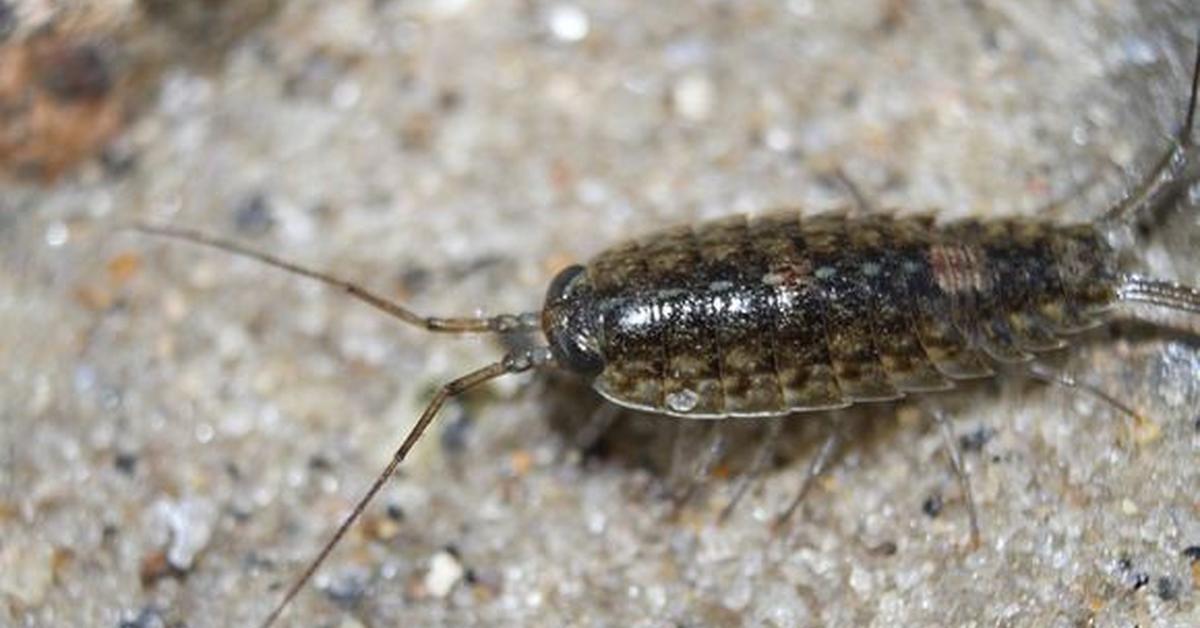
[669, 422, 727, 514]
[1024, 361, 1144, 421]
[717, 418, 782, 523]
[922, 402, 981, 549]
[1100, 34, 1200, 227]
[1022, 360, 1149, 438]
[259, 349, 548, 628]
[773, 414, 843, 531]
[570, 401, 623, 457]
[129, 223, 542, 334]
[831, 167, 876, 216]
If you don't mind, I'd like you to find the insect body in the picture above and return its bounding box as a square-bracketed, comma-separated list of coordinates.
[131, 38, 1200, 628]
[545, 213, 1120, 418]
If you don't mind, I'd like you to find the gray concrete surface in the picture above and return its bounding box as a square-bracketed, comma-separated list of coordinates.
[2, 1, 1200, 626]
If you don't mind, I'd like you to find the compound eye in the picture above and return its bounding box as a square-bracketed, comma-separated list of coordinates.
[545, 264, 587, 306]
[542, 264, 604, 376]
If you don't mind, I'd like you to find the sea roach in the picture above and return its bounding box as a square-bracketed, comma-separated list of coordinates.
[131, 37, 1200, 628]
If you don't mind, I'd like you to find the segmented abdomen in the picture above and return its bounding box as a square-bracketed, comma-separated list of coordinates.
[586, 211, 1118, 418]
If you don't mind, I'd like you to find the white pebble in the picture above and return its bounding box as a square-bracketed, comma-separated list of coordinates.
[44, 221, 69, 247]
[672, 72, 715, 121]
[153, 498, 217, 571]
[547, 4, 590, 43]
[331, 80, 362, 110]
[419, 0, 475, 19]
[425, 550, 465, 597]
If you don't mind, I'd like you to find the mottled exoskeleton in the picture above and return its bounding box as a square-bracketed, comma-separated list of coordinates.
[132, 38, 1200, 628]
[544, 213, 1126, 418]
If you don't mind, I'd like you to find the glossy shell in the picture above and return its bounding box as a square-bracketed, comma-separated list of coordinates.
[567, 210, 1118, 418]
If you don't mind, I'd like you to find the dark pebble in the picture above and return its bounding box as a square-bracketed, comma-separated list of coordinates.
[233, 193, 275, 236]
[114, 452, 138, 474]
[1116, 555, 1150, 590]
[118, 605, 166, 628]
[100, 143, 139, 178]
[39, 42, 113, 101]
[439, 408, 472, 454]
[922, 493, 943, 518]
[958, 426, 994, 453]
[869, 540, 899, 556]
[1156, 576, 1180, 601]
[324, 567, 369, 605]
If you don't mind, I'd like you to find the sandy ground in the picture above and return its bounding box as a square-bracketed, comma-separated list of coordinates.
[3, 1, 1200, 626]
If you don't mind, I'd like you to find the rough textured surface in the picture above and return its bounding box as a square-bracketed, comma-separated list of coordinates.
[3, 1, 1200, 626]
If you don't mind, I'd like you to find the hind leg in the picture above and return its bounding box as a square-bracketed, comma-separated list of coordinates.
[1023, 361, 1144, 421]
[570, 401, 623, 458]
[831, 167, 876, 216]
[920, 401, 982, 549]
[773, 414, 843, 531]
[668, 421, 727, 515]
[1022, 360, 1157, 448]
[718, 418, 783, 523]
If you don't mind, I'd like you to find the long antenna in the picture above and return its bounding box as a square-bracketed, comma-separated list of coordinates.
[127, 223, 554, 624]
[129, 223, 541, 334]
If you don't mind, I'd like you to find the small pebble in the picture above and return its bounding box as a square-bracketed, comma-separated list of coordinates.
[114, 452, 138, 474]
[419, 0, 475, 19]
[325, 566, 370, 604]
[958, 426, 994, 453]
[45, 221, 70, 247]
[922, 493, 943, 518]
[439, 408, 473, 453]
[139, 550, 180, 587]
[1131, 417, 1162, 445]
[509, 449, 534, 476]
[425, 549, 465, 598]
[153, 498, 216, 571]
[107, 252, 142, 284]
[40, 42, 113, 101]
[118, 606, 167, 628]
[546, 4, 589, 43]
[869, 541, 899, 556]
[672, 72, 715, 122]
[1156, 576, 1180, 601]
[1117, 556, 1150, 590]
[763, 127, 794, 152]
[233, 193, 275, 236]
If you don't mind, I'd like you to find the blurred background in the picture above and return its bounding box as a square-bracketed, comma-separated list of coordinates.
[2, 1, 1199, 626]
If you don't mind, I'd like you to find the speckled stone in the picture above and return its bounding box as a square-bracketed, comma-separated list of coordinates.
[3, 1, 1199, 627]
